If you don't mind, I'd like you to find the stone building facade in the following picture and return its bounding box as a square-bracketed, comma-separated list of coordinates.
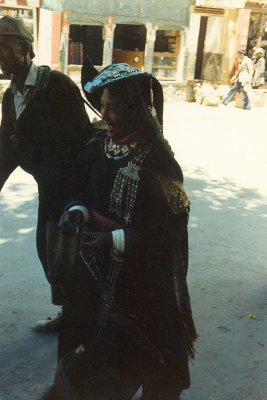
[41, 0, 194, 82]
[1, 0, 266, 102]
[184, 0, 267, 83]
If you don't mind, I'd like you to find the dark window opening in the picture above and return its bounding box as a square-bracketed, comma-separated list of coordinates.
[194, 16, 208, 79]
[69, 25, 103, 65]
[114, 24, 146, 51]
[154, 30, 178, 53]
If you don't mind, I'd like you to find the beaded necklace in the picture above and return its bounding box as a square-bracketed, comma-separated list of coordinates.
[104, 136, 138, 160]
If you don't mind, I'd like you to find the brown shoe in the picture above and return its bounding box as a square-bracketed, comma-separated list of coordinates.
[34, 312, 62, 333]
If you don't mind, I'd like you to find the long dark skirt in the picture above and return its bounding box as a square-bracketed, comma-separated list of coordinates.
[41, 312, 184, 400]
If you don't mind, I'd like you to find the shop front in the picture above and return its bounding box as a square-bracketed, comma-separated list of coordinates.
[68, 22, 146, 70]
[153, 30, 181, 79]
[68, 24, 104, 66]
[67, 21, 183, 81]
[113, 24, 146, 70]
[42, 0, 191, 82]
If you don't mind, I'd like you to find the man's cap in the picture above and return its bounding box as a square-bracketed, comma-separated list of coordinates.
[0, 15, 34, 42]
[237, 49, 246, 55]
[84, 63, 146, 93]
[254, 47, 264, 54]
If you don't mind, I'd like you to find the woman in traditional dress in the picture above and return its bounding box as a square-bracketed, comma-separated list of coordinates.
[42, 63, 197, 400]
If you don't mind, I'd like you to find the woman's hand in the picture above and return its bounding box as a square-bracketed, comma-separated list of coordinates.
[81, 231, 113, 255]
[58, 210, 84, 236]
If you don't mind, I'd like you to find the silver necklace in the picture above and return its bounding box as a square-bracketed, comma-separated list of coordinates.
[109, 145, 151, 225]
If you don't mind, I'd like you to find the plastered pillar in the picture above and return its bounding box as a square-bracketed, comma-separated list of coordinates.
[103, 16, 116, 67]
[176, 29, 186, 81]
[60, 10, 70, 75]
[144, 23, 158, 73]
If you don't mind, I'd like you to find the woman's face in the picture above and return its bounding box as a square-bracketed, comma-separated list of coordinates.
[100, 87, 131, 140]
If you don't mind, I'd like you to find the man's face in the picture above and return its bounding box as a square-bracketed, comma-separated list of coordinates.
[100, 87, 132, 139]
[0, 35, 24, 76]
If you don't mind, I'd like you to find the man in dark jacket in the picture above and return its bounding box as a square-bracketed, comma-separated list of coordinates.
[0, 16, 94, 331]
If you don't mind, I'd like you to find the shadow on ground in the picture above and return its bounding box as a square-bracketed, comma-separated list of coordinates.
[0, 173, 266, 400]
[0, 181, 57, 400]
[183, 169, 267, 400]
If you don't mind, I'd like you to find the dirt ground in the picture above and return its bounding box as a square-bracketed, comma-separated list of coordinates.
[0, 101, 266, 400]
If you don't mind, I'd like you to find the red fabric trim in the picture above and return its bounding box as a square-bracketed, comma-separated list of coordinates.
[91, 209, 123, 231]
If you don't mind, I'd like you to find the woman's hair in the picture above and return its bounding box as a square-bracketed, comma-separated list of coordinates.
[106, 76, 183, 181]
[106, 77, 158, 139]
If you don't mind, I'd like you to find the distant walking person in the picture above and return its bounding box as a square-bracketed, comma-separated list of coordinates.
[252, 47, 265, 89]
[222, 49, 254, 110]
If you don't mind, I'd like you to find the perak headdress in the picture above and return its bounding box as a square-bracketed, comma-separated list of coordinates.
[84, 63, 164, 126]
[84, 63, 147, 93]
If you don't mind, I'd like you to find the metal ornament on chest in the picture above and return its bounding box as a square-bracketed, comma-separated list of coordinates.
[110, 161, 140, 225]
[109, 146, 150, 225]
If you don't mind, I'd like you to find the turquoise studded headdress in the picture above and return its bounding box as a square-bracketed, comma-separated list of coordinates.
[83, 63, 163, 125]
[84, 63, 152, 93]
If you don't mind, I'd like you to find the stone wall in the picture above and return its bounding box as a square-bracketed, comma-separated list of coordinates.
[161, 81, 195, 102]
[0, 78, 265, 107]
[162, 79, 267, 107]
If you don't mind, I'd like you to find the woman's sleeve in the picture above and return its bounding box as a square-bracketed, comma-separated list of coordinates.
[123, 173, 190, 259]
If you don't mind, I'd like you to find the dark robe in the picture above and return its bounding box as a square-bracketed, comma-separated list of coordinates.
[57, 132, 197, 396]
[0, 66, 95, 303]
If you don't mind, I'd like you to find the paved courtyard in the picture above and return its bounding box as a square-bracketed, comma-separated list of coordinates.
[0, 101, 266, 400]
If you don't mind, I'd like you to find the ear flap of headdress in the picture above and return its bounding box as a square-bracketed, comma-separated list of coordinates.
[151, 77, 164, 126]
[81, 56, 101, 111]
